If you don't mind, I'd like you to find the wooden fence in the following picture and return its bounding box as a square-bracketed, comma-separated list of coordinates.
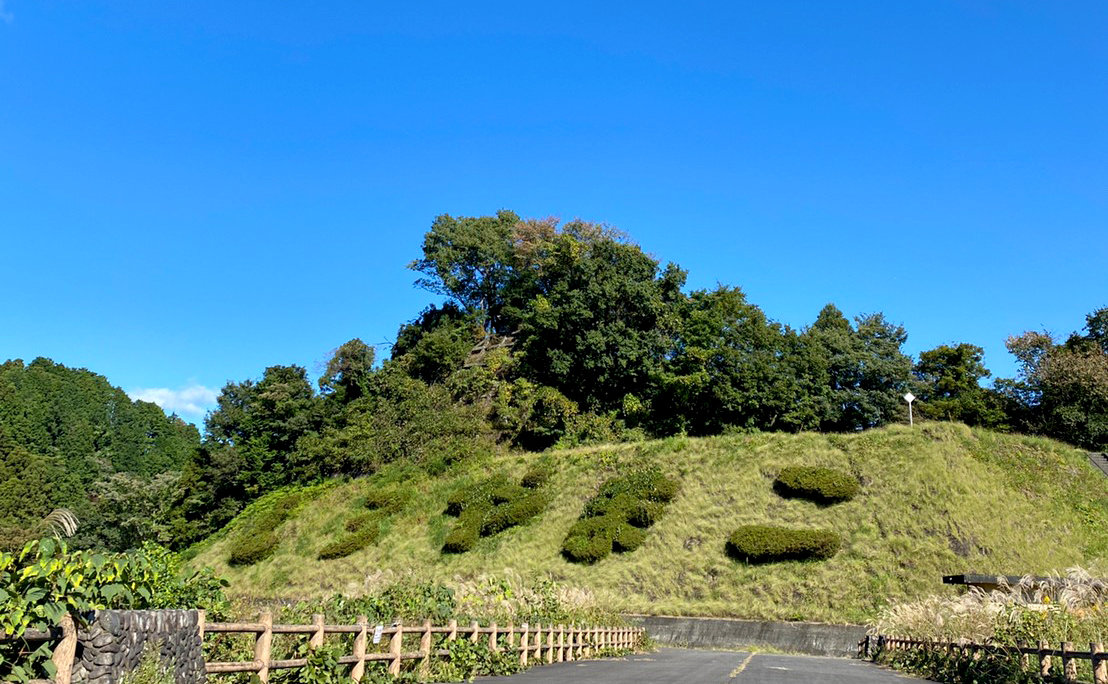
[202, 610, 643, 682]
[862, 635, 1108, 684]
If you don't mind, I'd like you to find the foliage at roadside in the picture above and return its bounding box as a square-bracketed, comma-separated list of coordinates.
[0, 538, 228, 681]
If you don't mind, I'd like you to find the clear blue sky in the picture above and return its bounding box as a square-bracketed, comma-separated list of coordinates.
[2, 1, 1105, 424]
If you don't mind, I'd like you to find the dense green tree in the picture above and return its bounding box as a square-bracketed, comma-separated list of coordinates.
[803, 305, 913, 431]
[515, 223, 686, 413]
[409, 210, 521, 333]
[0, 358, 198, 550]
[319, 338, 376, 405]
[391, 304, 478, 385]
[913, 343, 1006, 427]
[656, 286, 796, 435]
[1004, 309, 1108, 449]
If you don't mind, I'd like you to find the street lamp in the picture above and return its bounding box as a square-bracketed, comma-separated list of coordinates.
[903, 392, 915, 426]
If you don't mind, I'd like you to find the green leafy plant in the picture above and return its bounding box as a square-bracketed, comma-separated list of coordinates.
[0, 539, 228, 682]
[562, 467, 678, 564]
[118, 645, 175, 684]
[227, 492, 305, 566]
[773, 466, 860, 504]
[725, 525, 841, 564]
[442, 474, 549, 554]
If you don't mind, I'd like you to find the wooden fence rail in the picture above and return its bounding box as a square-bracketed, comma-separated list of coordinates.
[202, 610, 644, 682]
[861, 635, 1108, 684]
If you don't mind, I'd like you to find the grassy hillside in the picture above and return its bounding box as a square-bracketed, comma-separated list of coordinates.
[187, 423, 1108, 624]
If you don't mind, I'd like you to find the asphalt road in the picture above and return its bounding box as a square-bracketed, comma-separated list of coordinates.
[473, 648, 930, 683]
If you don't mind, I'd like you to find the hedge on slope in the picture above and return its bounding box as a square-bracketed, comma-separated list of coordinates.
[725, 525, 841, 564]
[442, 474, 549, 554]
[773, 466, 860, 504]
[228, 492, 305, 566]
[561, 466, 678, 564]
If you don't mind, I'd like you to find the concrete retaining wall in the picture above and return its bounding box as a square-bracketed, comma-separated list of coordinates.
[627, 614, 867, 658]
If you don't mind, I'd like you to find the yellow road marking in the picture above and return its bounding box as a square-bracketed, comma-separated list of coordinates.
[729, 652, 756, 678]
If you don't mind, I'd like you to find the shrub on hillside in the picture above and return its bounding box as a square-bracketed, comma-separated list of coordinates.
[520, 464, 551, 489]
[228, 531, 278, 566]
[773, 466, 860, 504]
[318, 523, 380, 560]
[362, 488, 408, 514]
[441, 474, 549, 553]
[226, 491, 306, 566]
[725, 525, 841, 564]
[344, 512, 374, 533]
[562, 467, 678, 563]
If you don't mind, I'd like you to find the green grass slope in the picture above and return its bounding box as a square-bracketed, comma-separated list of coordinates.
[187, 423, 1108, 624]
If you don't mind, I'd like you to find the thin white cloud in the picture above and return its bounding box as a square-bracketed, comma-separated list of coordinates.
[0, 1, 12, 24]
[128, 384, 218, 419]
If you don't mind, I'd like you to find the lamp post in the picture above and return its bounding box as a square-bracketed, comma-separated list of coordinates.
[903, 392, 915, 426]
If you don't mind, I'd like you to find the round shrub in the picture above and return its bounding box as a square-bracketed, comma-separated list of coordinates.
[773, 466, 860, 504]
[613, 524, 645, 552]
[363, 489, 408, 514]
[345, 512, 375, 533]
[228, 531, 277, 566]
[520, 465, 550, 489]
[627, 501, 664, 528]
[489, 483, 526, 505]
[318, 524, 380, 560]
[725, 525, 842, 564]
[561, 516, 619, 564]
[443, 521, 480, 554]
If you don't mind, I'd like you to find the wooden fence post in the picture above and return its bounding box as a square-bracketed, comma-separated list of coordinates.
[1093, 642, 1107, 684]
[489, 622, 498, 652]
[545, 623, 554, 664]
[469, 620, 480, 643]
[51, 613, 77, 684]
[421, 619, 433, 673]
[197, 610, 206, 640]
[351, 616, 368, 683]
[448, 619, 457, 643]
[557, 624, 565, 662]
[1040, 640, 1052, 678]
[310, 613, 325, 650]
[1062, 642, 1077, 682]
[388, 620, 403, 677]
[507, 622, 515, 652]
[532, 623, 541, 662]
[520, 623, 529, 668]
[255, 610, 273, 684]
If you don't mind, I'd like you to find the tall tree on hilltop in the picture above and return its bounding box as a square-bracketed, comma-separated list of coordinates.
[409, 210, 520, 334]
[913, 343, 1006, 427]
[515, 222, 687, 414]
[1004, 307, 1108, 449]
[319, 338, 376, 405]
[656, 286, 797, 435]
[804, 305, 913, 431]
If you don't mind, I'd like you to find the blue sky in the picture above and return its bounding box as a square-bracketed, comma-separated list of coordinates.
[1, 1, 1105, 425]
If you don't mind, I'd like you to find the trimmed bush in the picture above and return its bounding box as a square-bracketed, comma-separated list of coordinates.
[613, 523, 645, 552]
[345, 512, 375, 533]
[229, 531, 278, 566]
[227, 492, 304, 566]
[363, 488, 408, 514]
[773, 466, 860, 504]
[442, 521, 480, 553]
[561, 517, 619, 564]
[562, 467, 679, 563]
[725, 525, 841, 564]
[520, 465, 551, 489]
[318, 524, 380, 560]
[442, 475, 549, 553]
